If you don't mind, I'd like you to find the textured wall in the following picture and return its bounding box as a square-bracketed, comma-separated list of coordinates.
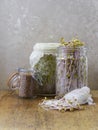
[0, 0, 98, 89]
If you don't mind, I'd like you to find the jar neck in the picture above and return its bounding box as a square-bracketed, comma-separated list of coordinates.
[18, 68, 33, 74]
[57, 46, 87, 58]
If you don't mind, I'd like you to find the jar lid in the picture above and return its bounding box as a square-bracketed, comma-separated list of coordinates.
[33, 43, 60, 52]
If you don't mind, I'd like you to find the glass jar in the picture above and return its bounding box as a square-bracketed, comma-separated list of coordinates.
[7, 68, 38, 98]
[56, 46, 88, 97]
[30, 43, 60, 96]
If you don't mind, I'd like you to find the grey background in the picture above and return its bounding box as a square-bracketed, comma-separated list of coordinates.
[0, 0, 98, 89]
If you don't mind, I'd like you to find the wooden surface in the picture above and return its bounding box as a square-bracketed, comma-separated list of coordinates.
[0, 90, 98, 130]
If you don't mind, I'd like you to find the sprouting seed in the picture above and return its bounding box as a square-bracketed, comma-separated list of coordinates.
[60, 109, 65, 113]
[45, 97, 47, 100]
[70, 108, 74, 111]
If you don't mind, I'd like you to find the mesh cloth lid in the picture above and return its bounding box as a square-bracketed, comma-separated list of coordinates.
[33, 43, 60, 52]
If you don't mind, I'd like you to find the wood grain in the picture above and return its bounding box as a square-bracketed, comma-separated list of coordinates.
[0, 90, 98, 130]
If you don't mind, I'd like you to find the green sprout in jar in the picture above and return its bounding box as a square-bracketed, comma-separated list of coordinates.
[60, 37, 85, 47]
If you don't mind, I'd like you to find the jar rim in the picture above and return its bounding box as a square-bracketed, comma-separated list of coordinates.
[18, 68, 33, 73]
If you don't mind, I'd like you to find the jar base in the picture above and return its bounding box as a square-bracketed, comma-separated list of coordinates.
[37, 93, 56, 97]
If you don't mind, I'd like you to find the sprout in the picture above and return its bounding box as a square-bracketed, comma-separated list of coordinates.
[45, 97, 47, 100]
[60, 37, 68, 46]
[60, 37, 85, 47]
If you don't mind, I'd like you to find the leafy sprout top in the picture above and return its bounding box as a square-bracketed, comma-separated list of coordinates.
[60, 38, 85, 47]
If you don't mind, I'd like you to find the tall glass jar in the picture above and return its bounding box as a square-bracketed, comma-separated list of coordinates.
[56, 46, 88, 97]
[30, 43, 60, 96]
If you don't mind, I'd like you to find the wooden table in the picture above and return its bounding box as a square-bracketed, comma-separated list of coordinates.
[0, 90, 98, 130]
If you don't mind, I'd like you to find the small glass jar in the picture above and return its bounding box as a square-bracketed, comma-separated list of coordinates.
[30, 43, 60, 96]
[56, 46, 88, 97]
[7, 68, 37, 98]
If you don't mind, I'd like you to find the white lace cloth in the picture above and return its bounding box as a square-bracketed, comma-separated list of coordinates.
[39, 86, 95, 111]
